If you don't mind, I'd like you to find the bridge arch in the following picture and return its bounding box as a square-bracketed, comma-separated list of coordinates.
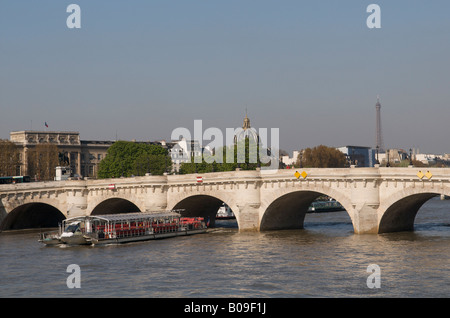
[91, 197, 142, 216]
[0, 202, 65, 231]
[378, 187, 450, 233]
[168, 191, 239, 227]
[260, 187, 354, 231]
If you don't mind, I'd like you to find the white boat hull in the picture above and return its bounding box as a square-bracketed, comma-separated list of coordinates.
[39, 237, 62, 245]
[60, 234, 92, 245]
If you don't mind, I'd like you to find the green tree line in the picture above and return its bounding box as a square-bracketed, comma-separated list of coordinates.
[97, 141, 171, 178]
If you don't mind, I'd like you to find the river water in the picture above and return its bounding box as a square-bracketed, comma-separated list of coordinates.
[0, 197, 449, 298]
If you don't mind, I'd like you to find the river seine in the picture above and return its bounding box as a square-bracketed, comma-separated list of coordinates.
[0, 197, 449, 298]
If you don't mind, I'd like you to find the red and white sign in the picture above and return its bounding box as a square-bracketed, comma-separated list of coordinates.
[108, 184, 116, 190]
[196, 176, 203, 183]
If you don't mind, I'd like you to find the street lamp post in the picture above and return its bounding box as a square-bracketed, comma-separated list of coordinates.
[386, 149, 390, 167]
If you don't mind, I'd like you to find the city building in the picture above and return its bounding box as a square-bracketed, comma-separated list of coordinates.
[379, 149, 450, 167]
[10, 131, 169, 178]
[169, 138, 214, 173]
[170, 138, 203, 173]
[170, 112, 264, 173]
[378, 148, 409, 166]
[233, 111, 260, 145]
[10, 131, 113, 178]
[281, 151, 300, 167]
[337, 145, 376, 167]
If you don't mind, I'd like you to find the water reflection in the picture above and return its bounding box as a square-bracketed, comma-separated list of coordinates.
[0, 198, 449, 297]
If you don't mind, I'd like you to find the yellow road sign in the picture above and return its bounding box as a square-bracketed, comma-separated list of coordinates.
[294, 171, 308, 179]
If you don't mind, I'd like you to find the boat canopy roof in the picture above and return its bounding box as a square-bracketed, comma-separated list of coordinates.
[64, 210, 182, 224]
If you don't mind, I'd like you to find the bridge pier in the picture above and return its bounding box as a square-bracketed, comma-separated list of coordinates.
[144, 186, 168, 211]
[351, 203, 379, 234]
[236, 203, 260, 231]
[232, 171, 261, 231]
[66, 185, 88, 218]
[348, 169, 381, 234]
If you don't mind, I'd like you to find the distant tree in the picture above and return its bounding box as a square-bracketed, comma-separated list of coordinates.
[134, 153, 171, 176]
[0, 139, 20, 176]
[27, 143, 60, 181]
[390, 159, 427, 168]
[97, 141, 171, 178]
[297, 145, 346, 168]
[411, 160, 427, 167]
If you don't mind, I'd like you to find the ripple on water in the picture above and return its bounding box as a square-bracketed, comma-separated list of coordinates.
[0, 201, 449, 297]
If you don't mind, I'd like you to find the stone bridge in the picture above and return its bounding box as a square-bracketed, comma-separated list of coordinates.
[1, 167, 449, 234]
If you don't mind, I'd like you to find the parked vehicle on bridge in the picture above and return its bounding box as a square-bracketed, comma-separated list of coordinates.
[39, 210, 208, 246]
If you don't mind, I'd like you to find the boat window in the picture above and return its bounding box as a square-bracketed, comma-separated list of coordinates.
[65, 224, 79, 233]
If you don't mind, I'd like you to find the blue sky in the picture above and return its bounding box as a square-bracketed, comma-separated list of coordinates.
[1, 1, 449, 154]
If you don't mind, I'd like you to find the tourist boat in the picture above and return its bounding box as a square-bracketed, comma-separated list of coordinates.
[38, 210, 207, 246]
[215, 203, 235, 220]
[307, 199, 344, 213]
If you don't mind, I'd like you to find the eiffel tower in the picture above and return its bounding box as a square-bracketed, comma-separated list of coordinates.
[375, 96, 384, 153]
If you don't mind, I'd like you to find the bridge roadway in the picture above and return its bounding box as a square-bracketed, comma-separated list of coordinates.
[1, 167, 449, 234]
